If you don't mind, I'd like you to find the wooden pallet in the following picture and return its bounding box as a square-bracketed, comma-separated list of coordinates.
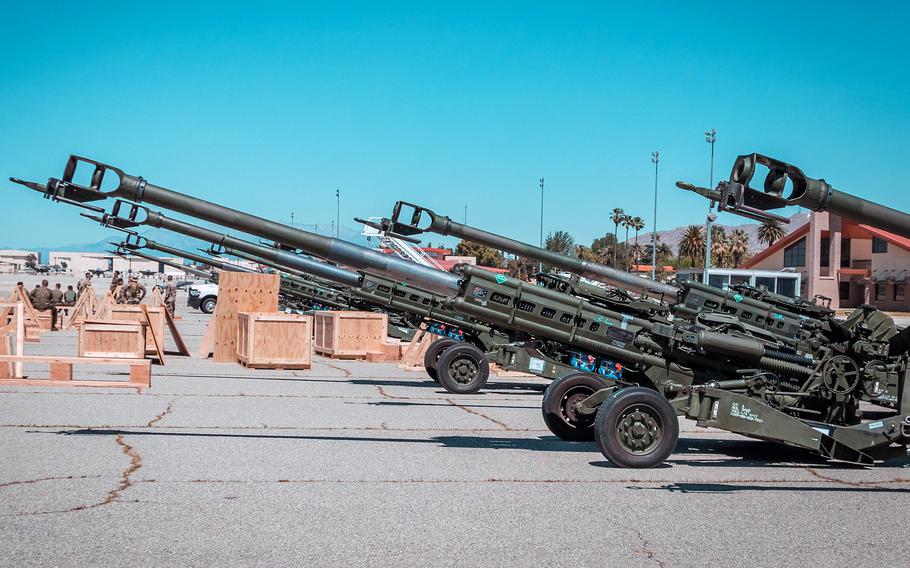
[0, 355, 152, 388]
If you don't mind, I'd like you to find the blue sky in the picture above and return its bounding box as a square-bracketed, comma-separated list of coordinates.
[1, 1, 908, 251]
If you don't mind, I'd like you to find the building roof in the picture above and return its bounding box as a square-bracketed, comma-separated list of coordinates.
[630, 264, 675, 273]
[740, 223, 810, 269]
[741, 217, 910, 270]
[857, 224, 910, 252]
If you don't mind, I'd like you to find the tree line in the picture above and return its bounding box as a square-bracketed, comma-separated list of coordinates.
[452, 211, 788, 279]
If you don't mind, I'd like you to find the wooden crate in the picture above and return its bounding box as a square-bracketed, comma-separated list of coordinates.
[236, 312, 312, 369]
[314, 311, 389, 358]
[110, 305, 165, 355]
[36, 312, 56, 331]
[78, 320, 147, 359]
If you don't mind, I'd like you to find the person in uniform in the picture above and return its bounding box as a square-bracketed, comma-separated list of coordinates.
[163, 275, 177, 317]
[50, 282, 65, 306]
[62, 285, 77, 316]
[110, 271, 124, 293]
[117, 276, 147, 305]
[29, 279, 58, 331]
[77, 272, 93, 294]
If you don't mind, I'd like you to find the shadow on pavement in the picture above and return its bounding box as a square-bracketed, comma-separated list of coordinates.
[43, 428, 596, 453]
[626, 482, 908, 494]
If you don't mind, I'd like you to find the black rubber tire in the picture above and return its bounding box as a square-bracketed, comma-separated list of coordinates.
[435, 344, 490, 394]
[423, 339, 459, 382]
[541, 373, 606, 441]
[200, 297, 217, 314]
[594, 387, 679, 468]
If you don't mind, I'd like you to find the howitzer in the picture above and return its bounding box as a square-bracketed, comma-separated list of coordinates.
[14, 157, 638, 394]
[376, 158, 909, 466]
[678, 153, 910, 238]
[11, 155, 459, 294]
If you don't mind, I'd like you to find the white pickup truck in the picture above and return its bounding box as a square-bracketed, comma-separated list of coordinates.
[187, 282, 219, 314]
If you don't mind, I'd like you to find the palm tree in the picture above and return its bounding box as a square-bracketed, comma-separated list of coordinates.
[629, 243, 644, 266]
[618, 214, 632, 268]
[677, 225, 705, 267]
[656, 242, 673, 263]
[728, 229, 750, 267]
[611, 208, 625, 266]
[631, 216, 645, 247]
[711, 225, 728, 267]
[757, 220, 787, 247]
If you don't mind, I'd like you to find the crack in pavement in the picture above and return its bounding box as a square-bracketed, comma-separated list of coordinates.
[632, 528, 667, 568]
[0, 475, 104, 488]
[446, 398, 513, 431]
[322, 362, 353, 378]
[376, 386, 410, 400]
[146, 399, 176, 427]
[6, 424, 546, 433]
[4, 434, 142, 517]
[126, 476, 910, 485]
[804, 467, 899, 488]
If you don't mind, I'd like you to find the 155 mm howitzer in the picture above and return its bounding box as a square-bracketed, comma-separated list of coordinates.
[13, 157, 646, 394]
[375, 156, 909, 467]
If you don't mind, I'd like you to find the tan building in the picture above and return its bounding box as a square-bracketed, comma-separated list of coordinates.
[0, 249, 39, 273]
[743, 211, 909, 311]
[48, 252, 187, 276]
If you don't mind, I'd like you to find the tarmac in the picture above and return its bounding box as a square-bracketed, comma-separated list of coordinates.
[1, 274, 909, 567]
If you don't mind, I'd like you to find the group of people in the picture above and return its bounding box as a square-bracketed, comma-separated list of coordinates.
[22, 271, 178, 331]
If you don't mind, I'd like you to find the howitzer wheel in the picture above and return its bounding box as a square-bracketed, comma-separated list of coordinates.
[424, 339, 460, 383]
[594, 387, 678, 468]
[821, 355, 861, 395]
[435, 344, 490, 394]
[541, 373, 605, 441]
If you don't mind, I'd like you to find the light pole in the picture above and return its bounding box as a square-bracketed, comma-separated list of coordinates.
[335, 188, 340, 238]
[704, 129, 716, 280]
[290, 211, 294, 228]
[539, 177, 544, 273]
[650, 151, 659, 280]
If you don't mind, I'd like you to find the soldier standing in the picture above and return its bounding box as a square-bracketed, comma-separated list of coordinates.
[164, 275, 177, 317]
[110, 271, 124, 293]
[29, 279, 58, 331]
[117, 276, 147, 305]
[77, 272, 93, 294]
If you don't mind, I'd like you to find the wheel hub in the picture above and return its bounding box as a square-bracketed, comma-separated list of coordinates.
[559, 386, 596, 428]
[450, 357, 478, 385]
[616, 405, 662, 454]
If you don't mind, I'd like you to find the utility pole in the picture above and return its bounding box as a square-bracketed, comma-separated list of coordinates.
[651, 151, 659, 281]
[704, 129, 716, 281]
[539, 177, 545, 273]
[336, 188, 340, 238]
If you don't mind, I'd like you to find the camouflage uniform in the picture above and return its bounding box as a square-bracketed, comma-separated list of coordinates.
[77, 276, 93, 295]
[29, 283, 58, 330]
[117, 280, 147, 305]
[164, 280, 177, 317]
[110, 273, 124, 293]
[50, 286, 64, 306]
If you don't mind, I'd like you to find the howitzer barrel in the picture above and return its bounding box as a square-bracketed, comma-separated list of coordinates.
[226, 246, 361, 288]
[383, 202, 680, 300]
[680, 153, 910, 239]
[107, 203, 368, 291]
[26, 156, 460, 294]
[218, 247, 361, 288]
[121, 249, 213, 280]
[133, 238, 252, 273]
